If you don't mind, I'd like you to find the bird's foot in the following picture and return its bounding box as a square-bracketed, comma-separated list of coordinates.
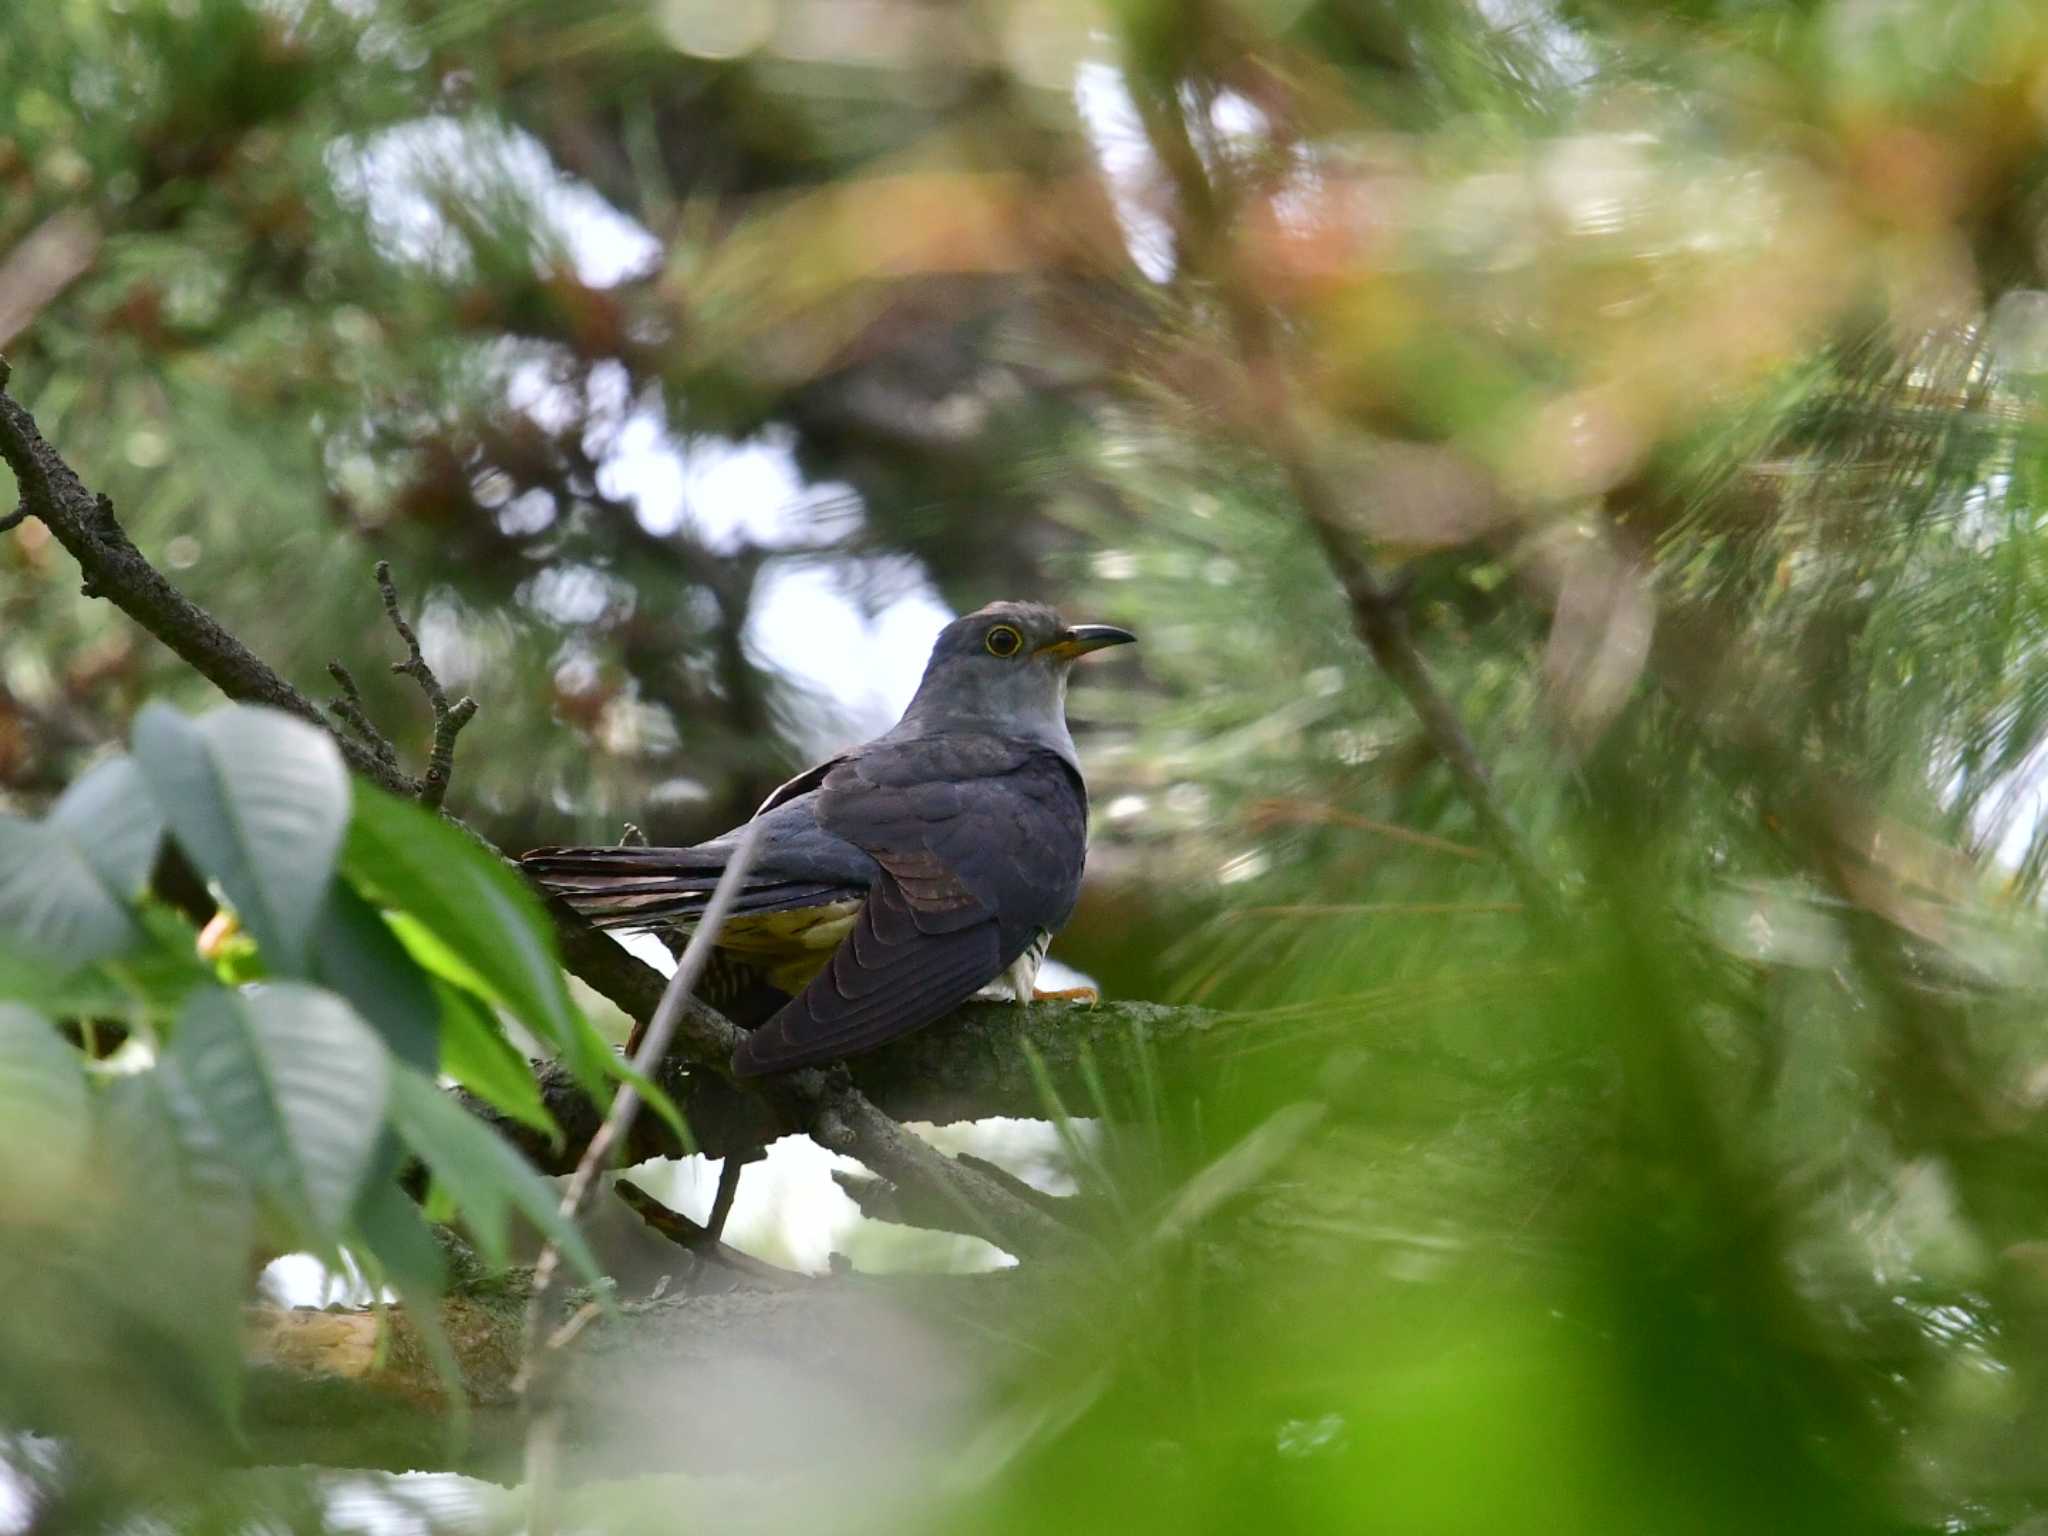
[1032, 985, 1099, 1006]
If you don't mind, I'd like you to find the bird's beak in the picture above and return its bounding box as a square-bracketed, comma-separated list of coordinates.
[1037, 623, 1138, 660]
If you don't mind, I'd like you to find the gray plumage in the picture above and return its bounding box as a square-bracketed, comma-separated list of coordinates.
[523, 601, 1135, 1076]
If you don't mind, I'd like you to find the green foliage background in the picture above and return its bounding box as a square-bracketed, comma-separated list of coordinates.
[10, 0, 2048, 1531]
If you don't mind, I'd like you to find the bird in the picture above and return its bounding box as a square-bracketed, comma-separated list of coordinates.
[522, 601, 1136, 1080]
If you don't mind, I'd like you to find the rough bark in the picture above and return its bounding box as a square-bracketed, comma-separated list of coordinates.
[462, 998, 1220, 1169]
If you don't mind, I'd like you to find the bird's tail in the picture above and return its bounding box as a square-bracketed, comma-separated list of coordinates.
[519, 843, 849, 931]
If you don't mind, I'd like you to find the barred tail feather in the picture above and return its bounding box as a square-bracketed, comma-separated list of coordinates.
[520, 845, 853, 930]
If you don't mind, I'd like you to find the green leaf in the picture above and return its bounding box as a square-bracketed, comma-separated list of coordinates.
[387, 1065, 601, 1283]
[0, 904, 212, 1019]
[385, 911, 499, 1002]
[112, 1063, 253, 1229]
[350, 1179, 470, 1443]
[604, 1056, 695, 1156]
[168, 983, 390, 1241]
[0, 1004, 91, 1180]
[0, 815, 145, 970]
[0, 754, 166, 975]
[352, 1176, 448, 1299]
[438, 981, 560, 1140]
[99, 1066, 253, 1434]
[49, 754, 165, 897]
[311, 886, 440, 1074]
[133, 702, 350, 974]
[344, 785, 604, 1092]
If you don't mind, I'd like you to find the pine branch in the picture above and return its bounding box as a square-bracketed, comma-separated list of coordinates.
[1121, 80, 1562, 925]
[0, 359, 378, 766]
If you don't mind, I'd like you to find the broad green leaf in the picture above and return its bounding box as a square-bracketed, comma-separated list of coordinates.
[352, 1176, 448, 1299]
[168, 983, 389, 1240]
[49, 754, 164, 897]
[110, 1064, 251, 1226]
[0, 755, 164, 974]
[133, 703, 349, 974]
[385, 911, 499, 1003]
[387, 1065, 601, 1283]
[98, 1068, 255, 1433]
[0, 1004, 91, 1184]
[0, 905, 212, 1019]
[0, 815, 144, 970]
[311, 885, 440, 1074]
[438, 980, 560, 1140]
[344, 786, 604, 1092]
[351, 1179, 469, 1440]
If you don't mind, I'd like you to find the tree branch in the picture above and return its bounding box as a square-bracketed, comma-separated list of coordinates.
[240, 1265, 1049, 1479]
[373, 559, 477, 809]
[461, 999, 1214, 1171]
[611, 1180, 810, 1288]
[835, 1151, 1071, 1233]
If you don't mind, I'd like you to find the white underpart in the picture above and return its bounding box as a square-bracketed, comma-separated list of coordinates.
[980, 930, 1051, 1002]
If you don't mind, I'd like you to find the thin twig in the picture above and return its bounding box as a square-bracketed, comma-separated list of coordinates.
[542, 1300, 603, 1354]
[706, 1153, 744, 1241]
[325, 660, 401, 771]
[517, 819, 763, 1536]
[1245, 798, 1488, 861]
[613, 1180, 811, 1288]
[373, 560, 478, 810]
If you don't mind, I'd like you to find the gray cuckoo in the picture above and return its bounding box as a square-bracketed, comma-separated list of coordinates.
[523, 602, 1135, 1079]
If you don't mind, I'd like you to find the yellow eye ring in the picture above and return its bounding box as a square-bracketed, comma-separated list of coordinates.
[984, 624, 1024, 658]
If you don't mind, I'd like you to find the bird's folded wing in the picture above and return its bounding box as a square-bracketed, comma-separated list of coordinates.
[730, 866, 1002, 1075]
[731, 740, 1087, 1077]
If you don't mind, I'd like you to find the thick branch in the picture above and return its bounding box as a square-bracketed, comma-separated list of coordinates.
[463, 998, 1217, 1170]
[241, 1266, 1047, 1478]
[836, 1152, 1070, 1233]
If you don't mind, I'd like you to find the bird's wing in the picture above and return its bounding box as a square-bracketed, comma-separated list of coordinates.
[754, 753, 845, 816]
[732, 737, 1087, 1076]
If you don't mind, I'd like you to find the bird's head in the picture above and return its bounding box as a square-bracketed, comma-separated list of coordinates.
[894, 600, 1136, 748]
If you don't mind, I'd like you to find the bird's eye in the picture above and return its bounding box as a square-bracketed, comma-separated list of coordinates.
[984, 624, 1024, 658]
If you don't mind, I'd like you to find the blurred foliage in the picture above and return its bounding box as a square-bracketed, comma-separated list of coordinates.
[0, 701, 622, 1524]
[9, 0, 2048, 1532]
